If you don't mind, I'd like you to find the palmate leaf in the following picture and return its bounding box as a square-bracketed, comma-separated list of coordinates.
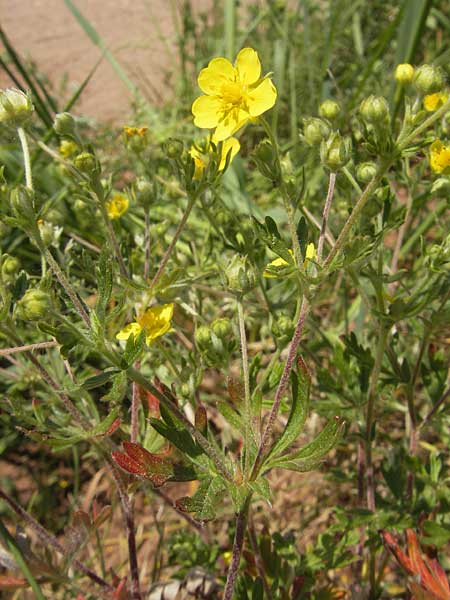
[265, 416, 344, 472]
[175, 476, 227, 522]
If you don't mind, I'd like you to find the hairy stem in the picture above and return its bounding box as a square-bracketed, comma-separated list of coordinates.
[223, 495, 251, 600]
[317, 171, 337, 262]
[251, 297, 309, 479]
[17, 126, 33, 190]
[0, 340, 58, 356]
[237, 298, 252, 475]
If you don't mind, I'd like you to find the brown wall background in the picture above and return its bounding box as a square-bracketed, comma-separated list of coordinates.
[1, 1, 210, 122]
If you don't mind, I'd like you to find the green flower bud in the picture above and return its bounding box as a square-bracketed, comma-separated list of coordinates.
[10, 185, 36, 223]
[37, 220, 56, 247]
[252, 139, 280, 181]
[303, 117, 331, 146]
[1, 255, 20, 279]
[395, 63, 414, 85]
[16, 289, 52, 321]
[413, 65, 445, 95]
[73, 152, 100, 177]
[211, 318, 232, 340]
[0, 88, 34, 127]
[134, 178, 153, 208]
[356, 162, 377, 183]
[359, 95, 390, 125]
[165, 139, 184, 159]
[320, 132, 352, 171]
[195, 325, 212, 351]
[272, 314, 294, 347]
[223, 255, 257, 296]
[319, 100, 340, 120]
[53, 112, 76, 136]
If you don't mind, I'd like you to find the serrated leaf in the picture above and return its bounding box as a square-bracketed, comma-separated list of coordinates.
[149, 418, 203, 459]
[123, 329, 146, 367]
[217, 401, 244, 433]
[249, 478, 272, 506]
[175, 476, 226, 521]
[88, 407, 120, 437]
[95, 249, 113, 319]
[267, 358, 311, 460]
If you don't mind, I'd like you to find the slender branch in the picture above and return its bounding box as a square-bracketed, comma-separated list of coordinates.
[223, 496, 251, 600]
[248, 516, 273, 599]
[150, 193, 198, 290]
[237, 298, 252, 475]
[144, 211, 151, 280]
[0, 488, 112, 592]
[317, 171, 336, 262]
[420, 387, 450, 429]
[250, 297, 309, 479]
[0, 340, 57, 356]
[17, 127, 33, 190]
[131, 380, 140, 444]
[97, 200, 129, 279]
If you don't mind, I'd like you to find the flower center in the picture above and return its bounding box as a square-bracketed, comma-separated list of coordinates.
[221, 81, 245, 107]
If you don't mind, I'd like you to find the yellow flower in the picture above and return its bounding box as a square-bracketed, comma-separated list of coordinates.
[429, 140, 450, 174]
[123, 126, 148, 138]
[423, 91, 449, 112]
[192, 47, 277, 141]
[263, 244, 315, 278]
[189, 136, 240, 179]
[106, 193, 129, 219]
[116, 303, 174, 346]
[59, 139, 78, 158]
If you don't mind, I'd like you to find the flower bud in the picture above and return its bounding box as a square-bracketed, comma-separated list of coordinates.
[211, 318, 232, 340]
[1, 255, 20, 279]
[356, 161, 377, 183]
[123, 126, 149, 153]
[16, 289, 52, 321]
[272, 314, 294, 347]
[359, 95, 390, 125]
[223, 255, 257, 296]
[59, 139, 78, 158]
[413, 65, 444, 95]
[195, 325, 212, 351]
[395, 63, 414, 85]
[165, 139, 184, 160]
[252, 139, 280, 181]
[0, 88, 34, 127]
[134, 178, 153, 208]
[303, 117, 331, 146]
[37, 220, 56, 247]
[320, 132, 352, 171]
[73, 152, 100, 177]
[319, 100, 340, 120]
[10, 185, 36, 223]
[53, 112, 76, 136]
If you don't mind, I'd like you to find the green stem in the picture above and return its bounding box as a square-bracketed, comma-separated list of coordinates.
[237, 298, 252, 476]
[259, 116, 303, 269]
[150, 192, 198, 290]
[0, 519, 46, 600]
[17, 126, 33, 190]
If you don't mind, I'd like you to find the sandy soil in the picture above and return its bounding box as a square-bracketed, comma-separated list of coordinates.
[0, 0, 210, 122]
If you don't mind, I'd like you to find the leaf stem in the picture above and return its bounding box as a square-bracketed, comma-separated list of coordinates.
[17, 126, 33, 190]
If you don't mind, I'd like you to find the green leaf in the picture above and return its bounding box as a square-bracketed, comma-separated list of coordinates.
[149, 418, 203, 459]
[217, 401, 244, 434]
[249, 478, 272, 506]
[421, 521, 450, 547]
[267, 358, 311, 460]
[122, 330, 146, 367]
[95, 249, 113, 320]
[175, 476, 226, 521]
[82, 369, 120, 390]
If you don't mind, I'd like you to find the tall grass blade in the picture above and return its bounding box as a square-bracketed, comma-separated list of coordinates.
[64, 0, 142, 99]
[0, 519, 46, 600]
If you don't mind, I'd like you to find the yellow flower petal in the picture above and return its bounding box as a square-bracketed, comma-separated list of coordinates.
[247, 78, 277, 117]
[106, 194, 129, 219]
[305, 243, 316, 261]
[218, 137, 240, 170]
[429, 139, 450, 174]
[192, 95, 222, 129]
[423, 92, 448, 112]
[137, 303, 174, 346]
[214, 108, 249, 141]
[198, 58, 236, 94]
[235, 48, 261, 85]
[116, 322, 142, 341]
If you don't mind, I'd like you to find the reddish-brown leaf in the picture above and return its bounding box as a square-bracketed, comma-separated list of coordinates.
[111, 451, 146, 476]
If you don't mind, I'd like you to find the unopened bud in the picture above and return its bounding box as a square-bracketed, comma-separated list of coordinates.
[37, 220, 56, 247]
[320, 132, 352, 171]
[10, 185, 36, 223]
[211, 318, 232, 340]
[319, 100, 340, 120]
[73, 152, 100, 177]
[54, 112, 76, 136]
[123, 126, 149, 153]
[16, 289, 52, 321]
[303, 117, 331, 146]
[1, 255, 20, 279]
[0, 88, 34, 127]
[359, 95, 390, 125]
[356, 162, 377, 183]
[395, 63, 414, 85]
[195, 325, 212, 351]
[413, 64, 444, 95]
[165, 138, 184, 160]
[253, 139, 280, 180]
[272, 314, 294, 347]
[223, 255, 257, 296]
[134, 178, 153, 208]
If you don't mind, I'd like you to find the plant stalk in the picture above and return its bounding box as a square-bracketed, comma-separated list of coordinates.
[223, 495, 251, 600]
[17, 126, 33, 190]
[237, 298, 252, 475]
[317, 171, 336, 262]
